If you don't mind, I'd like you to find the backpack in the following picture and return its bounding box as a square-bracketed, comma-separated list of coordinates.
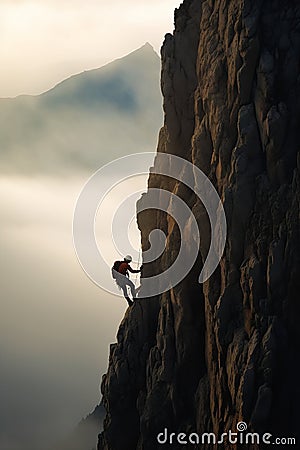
[111, 260, 122, 278]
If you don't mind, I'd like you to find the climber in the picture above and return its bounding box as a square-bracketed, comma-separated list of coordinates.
[111, 255, 143, 307]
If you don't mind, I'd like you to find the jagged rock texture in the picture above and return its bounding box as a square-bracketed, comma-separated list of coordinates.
[99, 1, 300, 448]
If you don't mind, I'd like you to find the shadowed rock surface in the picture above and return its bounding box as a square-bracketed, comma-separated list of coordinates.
[99, 1, 300, 449]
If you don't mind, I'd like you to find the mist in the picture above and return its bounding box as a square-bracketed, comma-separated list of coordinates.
[0, 43, 162, 175]
[0, 43, 162, 449]
[0, 0, 181, 97]
[0, 172, 150, 450]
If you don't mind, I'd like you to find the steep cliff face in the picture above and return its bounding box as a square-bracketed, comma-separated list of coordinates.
[99, 1, 300, 449]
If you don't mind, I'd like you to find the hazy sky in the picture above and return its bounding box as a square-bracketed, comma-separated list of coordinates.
[1, 0, 181, 97]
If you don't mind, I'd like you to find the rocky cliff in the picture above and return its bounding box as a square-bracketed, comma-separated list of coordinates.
[99, 0, 300, 448]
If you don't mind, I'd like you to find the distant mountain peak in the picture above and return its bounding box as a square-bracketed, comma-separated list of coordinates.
[0, 39, 163, 173]
[134, 42, 158, 56]
[143, 42, 155, 50]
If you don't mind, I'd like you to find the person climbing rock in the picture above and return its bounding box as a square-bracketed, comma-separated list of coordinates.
[111, 255, 142, 307]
